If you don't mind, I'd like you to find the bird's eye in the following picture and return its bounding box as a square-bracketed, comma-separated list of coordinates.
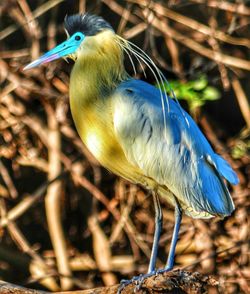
[75, 35, 81, 41]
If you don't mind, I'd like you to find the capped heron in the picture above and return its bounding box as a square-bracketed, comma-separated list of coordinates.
[24, 13, 239, 289]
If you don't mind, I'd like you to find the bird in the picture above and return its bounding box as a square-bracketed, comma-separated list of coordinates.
[24, 13, 239, 290]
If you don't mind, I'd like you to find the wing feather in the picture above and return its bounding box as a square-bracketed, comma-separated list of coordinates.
[113, 79, 238, 217]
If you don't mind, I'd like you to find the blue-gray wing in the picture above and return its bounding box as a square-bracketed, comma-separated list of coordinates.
[113, 79, 238, 217]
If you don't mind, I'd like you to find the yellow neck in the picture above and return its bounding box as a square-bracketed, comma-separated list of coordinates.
[70, 31, 126, 106]
[69, 30, 127, 157]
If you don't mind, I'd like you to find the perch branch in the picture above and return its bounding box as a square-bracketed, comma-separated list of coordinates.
[0, 270, 218, 294]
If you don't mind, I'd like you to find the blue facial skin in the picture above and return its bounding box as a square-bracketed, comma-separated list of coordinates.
[24, 32, 85, 70]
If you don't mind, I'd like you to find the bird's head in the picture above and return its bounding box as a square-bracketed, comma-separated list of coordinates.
[24, 14, 115, 70]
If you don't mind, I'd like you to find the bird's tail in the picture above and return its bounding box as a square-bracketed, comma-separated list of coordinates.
[214, 154, 239, 185]
[197, 155, 238, 217]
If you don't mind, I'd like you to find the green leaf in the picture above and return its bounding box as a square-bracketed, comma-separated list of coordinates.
[189, 99, 205, 110]
[202, 87, 220, 100]
[231, 139, 250, 159]
[157, 75, 221, 110]
[192, 76, 208, 91]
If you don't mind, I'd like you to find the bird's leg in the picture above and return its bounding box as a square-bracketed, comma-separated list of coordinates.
[131, 198, 182, 293]
[164, 199, 182, 271]
[117, 191, 162, 293]
[147, 191, 162, 273]
[132, 196, 182, 292]
[131, 192, 163, 291]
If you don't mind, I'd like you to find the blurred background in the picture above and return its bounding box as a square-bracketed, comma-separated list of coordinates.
[0, 0, 249, 293]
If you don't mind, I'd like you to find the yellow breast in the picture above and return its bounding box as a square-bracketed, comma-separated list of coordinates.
[69, 77, 144, 184]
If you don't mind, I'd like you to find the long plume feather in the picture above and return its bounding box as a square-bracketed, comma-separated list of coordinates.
[116, 36, 190, 130]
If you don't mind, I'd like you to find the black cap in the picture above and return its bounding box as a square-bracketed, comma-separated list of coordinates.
[64, 13, 114, 36]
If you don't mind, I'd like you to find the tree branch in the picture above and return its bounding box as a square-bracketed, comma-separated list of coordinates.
[0, 270, 218, 294]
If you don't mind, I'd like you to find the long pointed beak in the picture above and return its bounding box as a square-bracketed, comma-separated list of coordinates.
[24, 32, 85, 70]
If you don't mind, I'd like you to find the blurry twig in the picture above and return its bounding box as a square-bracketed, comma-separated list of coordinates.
[69, 254, 135, 273]
[0, 0, 65, 40]
[190, 0, 250, 16]
[0, 49, 30, 59]
[0, 171, 68, 229]
[79, 0, 86, 14]
[141, 9, 250, 71]
[0, 159, 18, 199]
[163, 19, 183, 78]
[44, 102, 73, 290]
[232, 78, 250, 130]
[88, 216, 118, 286]
[8, 222, 60, 291]
[117, 3, 133, 35]
[17, 0, 41, 59]
[109, 185, 136, 244]
[101, 0, 139, 24]
[71, 163, 152, 259]
[16, 157, 48, 173]
[207, 14, 230, 90]
[47, 5, 58, 49]
[130, 0, 250, 48]
[0, 199, 59, 291]
[183, 239, 250, 270]
[122, 22, 147, 39]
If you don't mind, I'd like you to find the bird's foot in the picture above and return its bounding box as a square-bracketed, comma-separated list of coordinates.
[155, 265, 172, 275]
[117, 272, 156, 294]
[117, 267, 173, 293]
[132, 267, 174, 292]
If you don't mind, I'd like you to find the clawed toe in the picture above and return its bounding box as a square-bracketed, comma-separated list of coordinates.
[155, 266, 172, 275]
[117, 279, 131, 294]
[117, 272, 156, 294]
[134, 272, 156, 291]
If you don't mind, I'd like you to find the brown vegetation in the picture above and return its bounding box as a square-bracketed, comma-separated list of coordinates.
[0, 1, 249, 293]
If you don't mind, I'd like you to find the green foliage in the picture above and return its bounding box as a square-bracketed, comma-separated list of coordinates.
[231, 139, 250, 159]
[159, 75, 221, 110]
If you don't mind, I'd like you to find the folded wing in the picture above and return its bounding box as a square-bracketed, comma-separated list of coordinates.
[113, 79, 238, 217]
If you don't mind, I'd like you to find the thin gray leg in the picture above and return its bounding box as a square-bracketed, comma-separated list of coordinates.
[165, 199, 182, 270]
[147, 191, 162, 274]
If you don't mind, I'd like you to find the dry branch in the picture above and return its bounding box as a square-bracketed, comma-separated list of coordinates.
[44, 102, 73, 290]
[0, 0, 64, 40]
[140, 9, 250, 71]
[232, 78, 250, 130]
[130, 0, 250, 48]
[191, 0, 250, 16]
[0, 270, 218, 294]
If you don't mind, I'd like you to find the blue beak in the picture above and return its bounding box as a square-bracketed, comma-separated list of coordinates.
[24, 32, 85, 70]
